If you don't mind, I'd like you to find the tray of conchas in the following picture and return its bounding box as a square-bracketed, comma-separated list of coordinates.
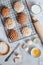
[0, 0, 41, 43]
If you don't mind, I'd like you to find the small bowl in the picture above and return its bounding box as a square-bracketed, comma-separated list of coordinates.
[31, 48, 41, 58]
[31, 4, 41, 15]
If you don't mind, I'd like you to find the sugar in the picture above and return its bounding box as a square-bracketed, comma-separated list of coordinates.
[31, 5, 41, 14]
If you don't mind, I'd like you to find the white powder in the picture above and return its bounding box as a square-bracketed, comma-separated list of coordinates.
[31, 5, 41, 14]
[0, 43, 8, 53]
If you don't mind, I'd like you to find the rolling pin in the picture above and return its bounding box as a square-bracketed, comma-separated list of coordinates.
[32, 16, 43, 43]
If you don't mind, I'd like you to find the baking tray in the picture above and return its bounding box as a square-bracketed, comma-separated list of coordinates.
[0, 0, 41, 43]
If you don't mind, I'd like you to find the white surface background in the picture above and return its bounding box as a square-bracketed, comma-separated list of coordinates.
[0, 0, 43, 65]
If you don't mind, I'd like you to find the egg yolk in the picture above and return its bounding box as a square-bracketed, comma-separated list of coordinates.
[32, 49, 41, 57]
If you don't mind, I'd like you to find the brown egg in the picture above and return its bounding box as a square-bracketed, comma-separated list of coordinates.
[8, 29, 19, 42]
[1, 7, 10, 17]
[17, 12, 28, 24]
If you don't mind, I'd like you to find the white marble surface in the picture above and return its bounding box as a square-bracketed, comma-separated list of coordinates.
[0, 0, 43, 65]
